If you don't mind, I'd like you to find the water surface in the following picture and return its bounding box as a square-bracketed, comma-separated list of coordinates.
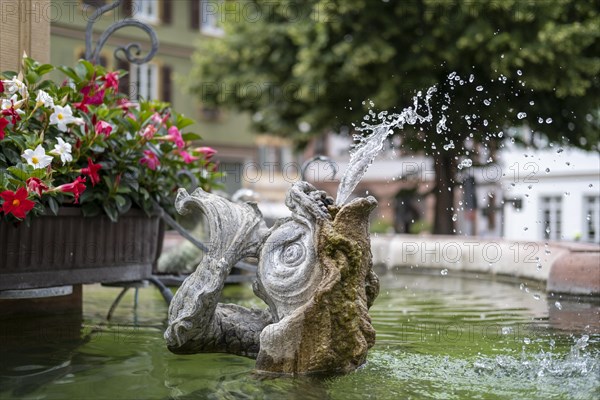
[1, 272, 598, 399]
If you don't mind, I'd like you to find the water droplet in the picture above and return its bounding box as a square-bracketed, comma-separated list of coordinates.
[458, 159, 473, 169]
[555, 301, 562, 310]
[483, 99, 491, 106]
[365, 190, 369, 195]
[546, 118, 553, 124]
[469, 74, 475, 82]
[546, 227, 551, 234]
[498, 131, 504, 138]
[452, 214, 457, 221]
[523, 227, 528, 231]
[536, 262, 542, 271]
[538, 117, 544, 123]
[517, 70, 523, 76]
[519, 283, 525, 291]
[557, 148, 564, 153]
[589, 184, 594, 188]
[533, 293, 541, 300]
[524, 337, 531, 344]
[517, 112, 527, 119]
[440, 269, 448, 276]
[545, 168, 550, 173]
[476, 86, 484, 91]
[587, 214, 592, 221]
[501, 327, 512, 335]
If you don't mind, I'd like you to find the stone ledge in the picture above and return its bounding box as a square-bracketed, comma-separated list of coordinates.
[371, 234, 599, 297]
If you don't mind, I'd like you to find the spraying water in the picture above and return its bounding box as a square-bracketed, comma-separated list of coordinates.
[335, 86, 438, 205]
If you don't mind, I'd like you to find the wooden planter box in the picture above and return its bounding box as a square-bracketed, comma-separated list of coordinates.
[0, 208, 163, 291]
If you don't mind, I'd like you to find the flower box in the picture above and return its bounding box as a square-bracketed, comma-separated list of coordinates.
[0, 208, 163, 291]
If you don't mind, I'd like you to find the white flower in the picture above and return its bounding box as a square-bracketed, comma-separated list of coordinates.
[1, 94, 25, 112]
[49, 105, 76, 132]
[21, 145, 53, 169]
[2, 77, 27, 98]
[50, 137, 73, 164]
[36, 90, 54, 108]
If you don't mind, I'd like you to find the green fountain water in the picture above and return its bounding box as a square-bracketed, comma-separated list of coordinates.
[1, 272, 598, 399]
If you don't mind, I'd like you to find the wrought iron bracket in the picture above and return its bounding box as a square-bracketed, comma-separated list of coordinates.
[85, 0, 159, 65]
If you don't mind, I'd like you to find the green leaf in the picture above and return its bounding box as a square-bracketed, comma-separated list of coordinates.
[57, 66, 79, 81]
[2, 147, 21, 164]
[102, 202, 119, 222]
[182, 132, 202, 141]
[82, 202, 101, 217]
[7, 165, 45, 181]
[75, 62, 88, 80]
[47, 196, 59, 216]
[36, 64, 55, 76]
[115, 195, 132, 214]
[176, 116, 196, 129]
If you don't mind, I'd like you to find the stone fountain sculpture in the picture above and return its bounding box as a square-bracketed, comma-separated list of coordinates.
[165, 181, 379, 375]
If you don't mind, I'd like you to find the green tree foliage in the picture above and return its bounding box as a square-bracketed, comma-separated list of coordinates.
[189, 0, 599, 233]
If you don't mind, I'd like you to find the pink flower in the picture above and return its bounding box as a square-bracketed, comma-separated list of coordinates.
[103, 71, 119, 91]
[95, 120, 112, 137]
[26, 177, 49, 197]
[140, 125, 157, 140]
[179, 150, 199, 164]
[81, 158, 102, 186]
[151, 112, 169, 126]
[194, 146, 217, 160]
[1, 187, 35, 219]
[165, 126, 184, 149]
[0, 81, 4, 93]
[118, 98, 136, 111]
[56, 176, 86, 203]
[140, 150, 160, 170]
[0, 117, 9, 140]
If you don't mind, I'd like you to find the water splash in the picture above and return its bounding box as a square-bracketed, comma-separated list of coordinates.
[335, 86, 437, 205]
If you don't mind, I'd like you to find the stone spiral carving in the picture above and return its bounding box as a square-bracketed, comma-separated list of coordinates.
[165, 182, 380, 374]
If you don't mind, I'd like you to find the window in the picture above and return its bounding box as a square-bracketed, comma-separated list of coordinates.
[201, 0, 224, 36]
[583, 196, 600, 243]
[130, 63, 159, 101]
[540, 196, 562, 241]
[133, 0, 159, 24]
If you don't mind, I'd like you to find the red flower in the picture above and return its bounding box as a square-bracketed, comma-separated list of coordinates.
[194, 146, 217, 160]
[1, 105, 21, 125]
[103, 72, 119, 91]
[56, 176, 87, 203]
[0, 80, 4, 93]
[1, 187, 35, 219]
[26, 177, 48, 197]
[0, 117, 9, 140]
[95, 120, 112, 137]
[81, 158, 102, 186]
[165, 126, 185, 149]
[140, 150, 160, 170]
[179, 150, 199, 164]
[74, 84, 105, 112]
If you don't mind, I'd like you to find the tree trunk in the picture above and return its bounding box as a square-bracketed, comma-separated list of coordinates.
[433, 152, 456, 234]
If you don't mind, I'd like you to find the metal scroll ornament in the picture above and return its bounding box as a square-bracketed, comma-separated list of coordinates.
[84, 0, 159, 65]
